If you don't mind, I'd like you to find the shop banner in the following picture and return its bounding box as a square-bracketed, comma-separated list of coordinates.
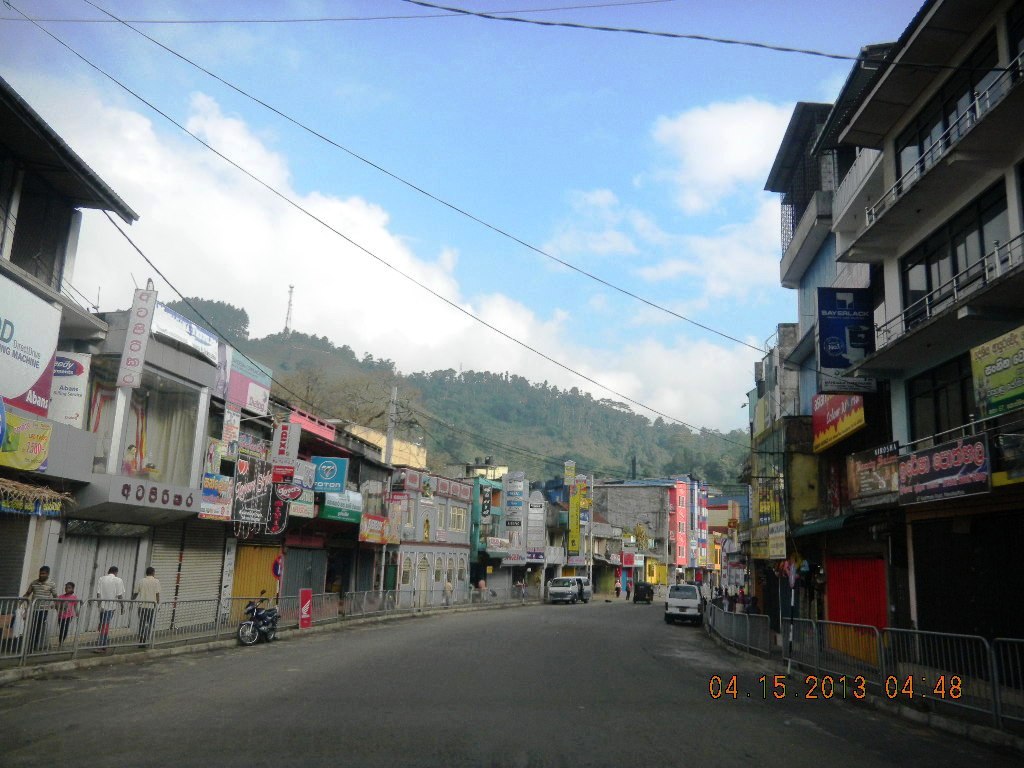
[48, 353, 91, 428]
[312, 456, 348, 493]
[768, 521, 786, 560]
[0, 410, 52, 471]
[199, 473, 233, 521]
[0, 496, 61, 517]
[222, 404, 241, 458]
[0, 274, 60, 416]
[898, 435, 990, 505]
[568, 489, 581, 556]
[812, 393, 865, 453]
[273, 421, 300, 460]
[204, 437, 228, 475]
[817, 287, 874, 372]
[151, 303, 218, 363]
[227, 353, 272, 415]
[267, 489, 289, 535]
[750, 525, 770, 559]
[971, 325, 1024, 418]
[503, 471, 526, 551]
[117, 288, 158, 388]
[359, 513, 388, 543]
[237, 432, 268, 461]
[289, 488, 316, 519]
[231, 457, 273, 526]
[321, 489, 363, 523]
[847, 442, 899, 508]
[527, 492, 546, 551]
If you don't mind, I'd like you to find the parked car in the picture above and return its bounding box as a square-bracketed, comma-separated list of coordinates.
[632, 581, 655, 604]
[546, 576, 592, 604]
[664, 583, 703, 625]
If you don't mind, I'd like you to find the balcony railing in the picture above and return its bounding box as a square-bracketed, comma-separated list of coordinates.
[876, 232, 1024, 349]
[865, 52, 1024, 227]
[834, 148, 881, 221]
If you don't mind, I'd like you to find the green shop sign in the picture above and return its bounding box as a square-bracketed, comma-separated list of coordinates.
[320, 489, 364, 523]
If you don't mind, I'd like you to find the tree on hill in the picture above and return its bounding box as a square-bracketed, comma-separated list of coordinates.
[164, 298, 249, 343]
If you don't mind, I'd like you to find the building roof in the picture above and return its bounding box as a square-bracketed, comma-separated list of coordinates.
[811, 43, 896, 155]
[0, 75, 137, 223]
[764, 102, 833, 192]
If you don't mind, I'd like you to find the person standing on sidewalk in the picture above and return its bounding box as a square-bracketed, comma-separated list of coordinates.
[23, 566, 58, 652]
[132, 567, 160, 647]
[56, 582, 79, 647]
[95, 566, 125, 653]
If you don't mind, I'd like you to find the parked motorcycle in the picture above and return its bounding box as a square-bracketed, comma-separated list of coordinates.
[237, 591, 280, 646]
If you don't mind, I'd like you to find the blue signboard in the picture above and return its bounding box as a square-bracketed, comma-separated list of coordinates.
[817, 288, 874, 370]
[312, 456, 349, 493]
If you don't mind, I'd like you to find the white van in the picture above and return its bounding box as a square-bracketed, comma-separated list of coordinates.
[546, 576, 593, 604]
[664, 583, 703, 625]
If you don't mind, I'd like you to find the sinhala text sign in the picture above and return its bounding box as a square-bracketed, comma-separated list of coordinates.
[898, 436, 990, 505]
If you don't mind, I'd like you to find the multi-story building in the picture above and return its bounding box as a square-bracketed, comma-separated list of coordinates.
[765, 0, 1024, 639]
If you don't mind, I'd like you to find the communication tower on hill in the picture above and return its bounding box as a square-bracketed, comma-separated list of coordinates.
[284, 284, 294, 334]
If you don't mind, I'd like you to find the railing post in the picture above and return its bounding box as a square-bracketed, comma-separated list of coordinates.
[990, 640, 1003, 731]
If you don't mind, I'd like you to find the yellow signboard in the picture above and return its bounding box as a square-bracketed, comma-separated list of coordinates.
[568, 490, 581, 555]
[0, 411, 52, 471]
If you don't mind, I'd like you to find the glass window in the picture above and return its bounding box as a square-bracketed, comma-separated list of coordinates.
[88, 356, 120, 473]
[450, 506, 467, 532]
[907, 355, 975, 444]
[458, 557, 467, 582]
[446, 558, 454, 584]
[401, 557, 412, 586]
[121, 369, 200, 486]
[434, 557, 443, 582]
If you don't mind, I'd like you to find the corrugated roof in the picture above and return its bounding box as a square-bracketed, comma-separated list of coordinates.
[0, 75, 137, 223]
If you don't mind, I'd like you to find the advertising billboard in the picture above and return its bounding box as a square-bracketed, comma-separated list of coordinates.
[812, 393, 865, 453]
[817, 287, 877, 393]
[971, 325, 1024, 418]
[0, 274, 60, 416]
[898, 436, 990, 505]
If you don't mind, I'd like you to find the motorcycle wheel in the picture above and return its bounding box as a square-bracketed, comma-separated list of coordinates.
[264, 625, 277, 642]
[237, 622, 259, 646]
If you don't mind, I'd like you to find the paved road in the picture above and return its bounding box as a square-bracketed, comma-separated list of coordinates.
[0, 598, 1018, 767]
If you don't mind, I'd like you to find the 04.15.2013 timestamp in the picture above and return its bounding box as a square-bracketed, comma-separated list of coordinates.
[709, 674, 866, 700]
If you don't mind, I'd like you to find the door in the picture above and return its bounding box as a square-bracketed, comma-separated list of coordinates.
[416, 557, 429, 608]
[231, 545, 280, 601]
[281, 549, 328, 597]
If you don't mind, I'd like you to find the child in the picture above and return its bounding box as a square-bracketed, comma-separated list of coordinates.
[56, 582, 79, 647]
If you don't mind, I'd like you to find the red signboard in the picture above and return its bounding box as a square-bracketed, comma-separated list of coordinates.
[299, 588, 312, 629]
[812, 393, 865, 453]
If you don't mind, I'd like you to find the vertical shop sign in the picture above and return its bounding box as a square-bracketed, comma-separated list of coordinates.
[117, 288, 158, 388]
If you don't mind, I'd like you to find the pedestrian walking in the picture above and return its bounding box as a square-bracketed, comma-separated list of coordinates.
[23, 566, 58, 652]
[95, 566, 125, 653]
[56, 582, 79, 647]
[443, 579, 453, 607]
[625, 579, 632, 601]
[615, 582, 621, 598]
[132, 567, 161, 647]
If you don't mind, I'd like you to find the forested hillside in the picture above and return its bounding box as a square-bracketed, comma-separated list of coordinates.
[166, 298, 749, 484]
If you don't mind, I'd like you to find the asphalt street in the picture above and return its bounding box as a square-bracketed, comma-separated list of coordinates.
[0, 598, 1019, 767]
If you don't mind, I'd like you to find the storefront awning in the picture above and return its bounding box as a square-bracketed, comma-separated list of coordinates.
[791, 513, 867, 537]
[0, 477, 71, 517]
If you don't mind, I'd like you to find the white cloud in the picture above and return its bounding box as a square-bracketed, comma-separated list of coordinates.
[652, 98, 792, 214]
[2, 71, 757, 432]
[637, 196, 781, 301]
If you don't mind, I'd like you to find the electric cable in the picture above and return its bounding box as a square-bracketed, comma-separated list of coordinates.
[79, 0, 765, 357]
[8, 3, 755, 452]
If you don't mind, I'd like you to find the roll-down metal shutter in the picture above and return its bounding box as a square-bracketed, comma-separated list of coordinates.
[0, 517, 30, 595]
[177, 520, 225, 602]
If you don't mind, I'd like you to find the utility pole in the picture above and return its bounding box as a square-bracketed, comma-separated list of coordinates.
[379, 385, 398, 596]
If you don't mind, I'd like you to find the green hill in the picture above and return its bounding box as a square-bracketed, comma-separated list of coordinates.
[166, 298, 749, 484]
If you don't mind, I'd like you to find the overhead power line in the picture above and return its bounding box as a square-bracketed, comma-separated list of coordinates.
[10, 2, 755, 453]
[1, 1, 672, 24]
[80, 0, 765, 356]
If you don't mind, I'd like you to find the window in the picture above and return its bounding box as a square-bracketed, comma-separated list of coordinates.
[434, 557, 443, 582]
[449, 506, 467, 532]
[908, 355, 976, 445]
[401, 557, 412, 586]
[895, 34, 1000, 183]
[458, 557, 467, 582]
[900, 184, 1007, 326]
[122, 369, 201, 486]
[446, 558, 454, 584]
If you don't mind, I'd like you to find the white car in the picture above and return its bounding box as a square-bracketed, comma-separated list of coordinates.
[664, 584, 703, 625]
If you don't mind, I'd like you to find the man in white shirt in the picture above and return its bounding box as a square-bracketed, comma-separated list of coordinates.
[95, 566, 125, 653]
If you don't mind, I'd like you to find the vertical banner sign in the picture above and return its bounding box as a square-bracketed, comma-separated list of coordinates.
[817, 287, 876, 393]
[117, 289, 158, 388]
[970, 324, 1024, 418]
[480, 486, 492, 519]
[231, 456, 273, 527]
[527, 491, 546, 558]
[564, 460, 576, 489]
[299, 588, 313, 629]
[222, 404, 241, 458]
[568, 485, 581, 556]
[503, 471, 526, 551]
[48, 353, 91, 428]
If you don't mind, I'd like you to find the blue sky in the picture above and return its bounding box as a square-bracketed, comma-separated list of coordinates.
[0, 0, 924, 432]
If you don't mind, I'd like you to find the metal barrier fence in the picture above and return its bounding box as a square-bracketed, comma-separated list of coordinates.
[706, 604, 770, 656]
[0, 586, 539, 669]
[994, 639, 1024, 727]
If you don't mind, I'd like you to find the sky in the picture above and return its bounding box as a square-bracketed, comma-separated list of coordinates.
[0, 0, 926, 433]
